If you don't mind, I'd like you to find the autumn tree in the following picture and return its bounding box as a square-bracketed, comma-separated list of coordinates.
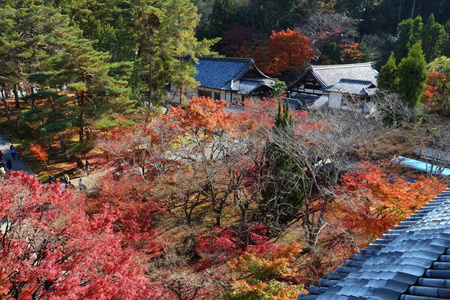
[263, 29, 315, 76]
[29, 143, 49, 167]
[422, 56, 450, 114]
[333, 163, 447, 242]
[224, 242, 304, 300]
[0, 172, 159, 299]
[269, 107, 385, 248]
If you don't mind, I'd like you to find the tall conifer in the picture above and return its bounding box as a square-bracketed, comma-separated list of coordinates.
[398, 42, 428, 106]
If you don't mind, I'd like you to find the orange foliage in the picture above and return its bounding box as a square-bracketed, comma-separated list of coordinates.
[266, 29, 315, 76]
[339, 43, 364, 63]
[226, 242, 305, 299]
[29, 143, 48, 162]
[422, 71, 450, 112]
[164, 97, 237, 135]
[332, 163, 447, 241]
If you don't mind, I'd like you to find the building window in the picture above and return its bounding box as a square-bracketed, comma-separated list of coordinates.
[198, 89, 212, 98]
[214, 91, 220, 100]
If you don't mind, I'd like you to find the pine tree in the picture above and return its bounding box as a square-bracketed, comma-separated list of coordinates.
[0, 4, 132, 145]
[378, 51, 399, 92]
[421, 13, 446, 63]
[131, 0, 218, 105]
[398, 42, 428, 106]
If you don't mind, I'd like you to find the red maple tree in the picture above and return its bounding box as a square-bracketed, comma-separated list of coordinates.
[0, 171, 163, 299]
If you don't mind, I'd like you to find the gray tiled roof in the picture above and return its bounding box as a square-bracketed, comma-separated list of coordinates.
[311, 63, 378, 87]
[194, 57, 274, 93]
[324, 79, 376, 95]
[299, 188, 450, 300]
[289, 63, 379, 90]
[237, 79, 274, 94]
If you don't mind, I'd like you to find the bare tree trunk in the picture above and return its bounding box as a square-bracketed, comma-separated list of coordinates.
[13, 83, 20, 109]
[1, 97, 11, 123]
[49, 95, 56, 114]
[30, 87, 37, 110]
[79, 72, 86, 143]
[411, 0, 416, 18]
[147, 26, 153, 108]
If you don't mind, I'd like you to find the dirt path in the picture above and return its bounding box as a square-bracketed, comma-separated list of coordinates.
[68, 168, 113, 192]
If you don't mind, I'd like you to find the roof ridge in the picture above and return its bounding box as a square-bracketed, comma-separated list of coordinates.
[311, 62, 374, 69]
[198, 56, 254, 63]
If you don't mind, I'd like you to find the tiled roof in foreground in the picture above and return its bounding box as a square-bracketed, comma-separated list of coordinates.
[299, 188, 450, 300]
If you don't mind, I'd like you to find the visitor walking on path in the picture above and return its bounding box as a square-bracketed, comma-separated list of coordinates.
[10, 145, 16, 160]
[0, 150, 3, 162]
[6, 159, 12, 171]
[85, 159, 90, 176]
[0, 165, 5, 178]
[78, 178, 87, 190]
[0, 134, 31, 174]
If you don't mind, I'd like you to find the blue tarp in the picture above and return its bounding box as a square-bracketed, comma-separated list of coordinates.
[391, 156, 450, 177]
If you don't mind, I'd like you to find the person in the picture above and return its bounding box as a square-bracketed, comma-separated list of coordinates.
[0, 150, 3, 161]
[48, 174, 56, 183]
[6, 159, 12, 171]
[63, 172, 70, 183]
[0, 165, 6, 179]
[10, 145, 16, 160]
[17, 151, 22, 159]
[78, 178, 87, 190]
[85, 159, 90, 176]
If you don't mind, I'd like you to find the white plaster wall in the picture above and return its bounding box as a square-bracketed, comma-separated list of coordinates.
[328, 92, 342, 108]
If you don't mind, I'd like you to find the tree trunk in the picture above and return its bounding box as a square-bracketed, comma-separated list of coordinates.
[147, 26, 153, 108]
[79, 72, 86, 143]
[13, 83, 20, 109]
[411, 0, 416, 18]
[49, 95, 56, 114]
[179, 57, 183, 105]
[1, 97, 11, 123]
[30, 87, 37, 110]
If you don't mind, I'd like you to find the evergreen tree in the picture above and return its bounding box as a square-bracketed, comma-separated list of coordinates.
[378, 51, 399, 92]
[207, 0, 234, 39]
[396, 16, 423, 60]
[0, 4, 132, 145]
[398, 42, 428, 106]
[131, 0, 218, 105]
[421, 13, 446, 63]
[260, 100, 306, 226]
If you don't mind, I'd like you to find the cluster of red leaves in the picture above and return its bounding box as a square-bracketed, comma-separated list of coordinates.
[332, 163, 447, 241]
[264, 29, 316, 76]
[29, 143, 48, 162]
[196, 223, 276, 267]
[97, 173, 165, 255]
[0, 172, 162, 299]
[223, 27, 315, 76]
